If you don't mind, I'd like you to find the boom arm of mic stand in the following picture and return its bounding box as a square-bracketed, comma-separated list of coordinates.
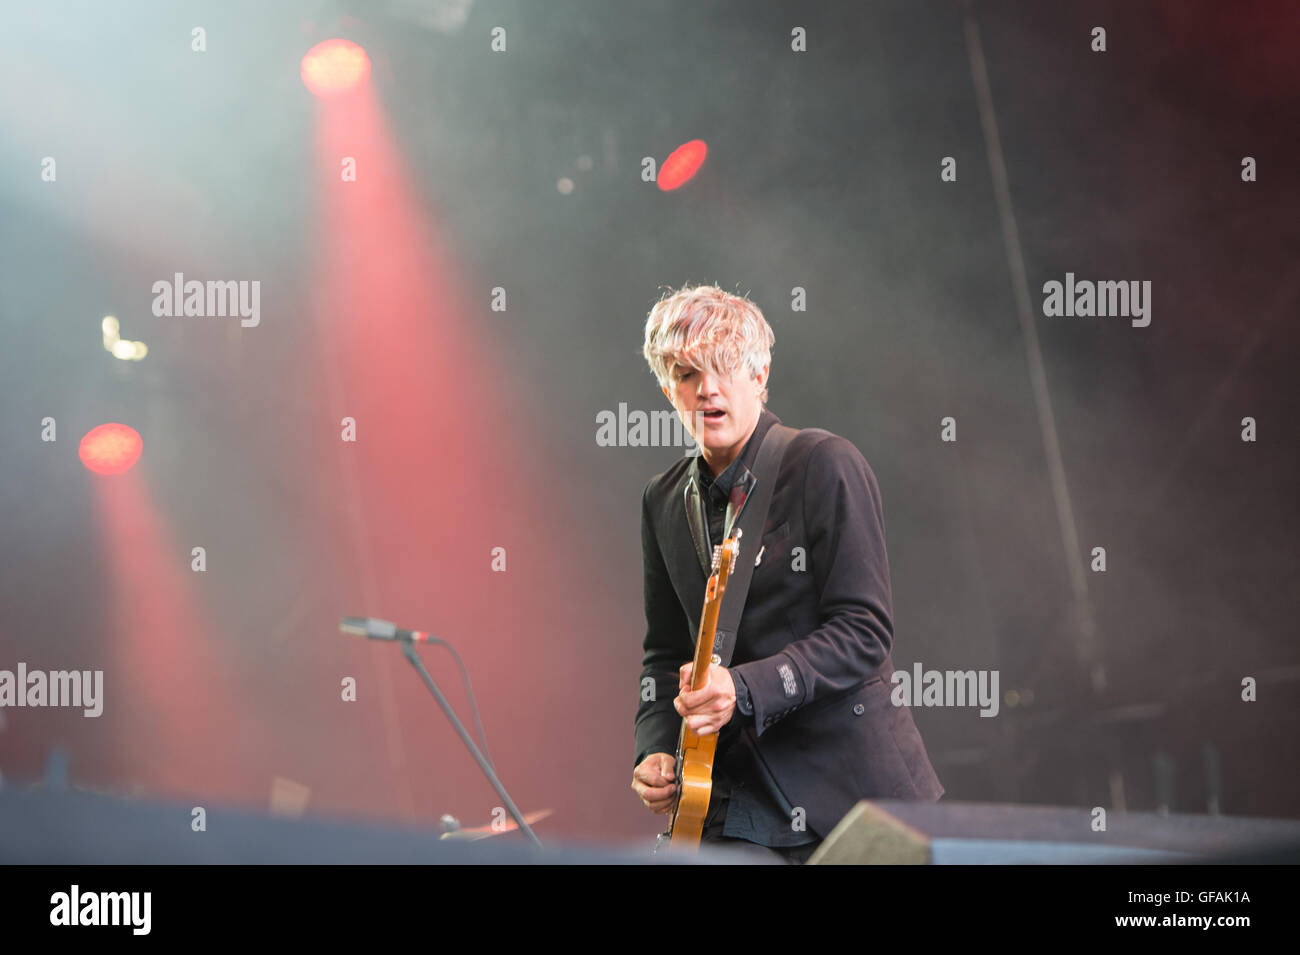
[398, 641, 543, 850]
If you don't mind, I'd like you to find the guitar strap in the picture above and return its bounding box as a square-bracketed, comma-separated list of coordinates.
[710, 422, 799, 668]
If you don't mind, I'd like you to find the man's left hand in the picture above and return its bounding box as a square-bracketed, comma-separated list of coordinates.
[674, 662, 736, 736]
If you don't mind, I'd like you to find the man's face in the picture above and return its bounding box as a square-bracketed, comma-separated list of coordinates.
[662, 357, 768, 459]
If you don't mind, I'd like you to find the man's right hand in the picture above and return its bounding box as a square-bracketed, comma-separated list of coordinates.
[631, 752, 678, 814]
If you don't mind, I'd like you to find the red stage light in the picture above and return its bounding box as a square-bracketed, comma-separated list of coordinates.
[79, 423, 143, 475]
[657, 139, 709, 191]
[301, 39, 371, 98]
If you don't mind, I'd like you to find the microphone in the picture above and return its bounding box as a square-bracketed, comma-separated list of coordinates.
[337, 612, 542, 847]
[339, 616, 436, 644]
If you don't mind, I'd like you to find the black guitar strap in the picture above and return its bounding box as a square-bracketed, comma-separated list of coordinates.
[710, 422, 798, 668]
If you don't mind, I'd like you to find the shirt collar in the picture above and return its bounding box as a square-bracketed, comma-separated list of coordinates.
[696, 408, 780, 498]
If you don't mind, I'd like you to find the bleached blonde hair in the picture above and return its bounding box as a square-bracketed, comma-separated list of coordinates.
[642, 285, 774, 403]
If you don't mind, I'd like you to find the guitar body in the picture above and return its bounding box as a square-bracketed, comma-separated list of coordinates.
[667, 722, 717, 846]
[658, 529, 742, 852]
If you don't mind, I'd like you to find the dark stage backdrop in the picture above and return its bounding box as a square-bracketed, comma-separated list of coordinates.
[0, 0, 1295, 848]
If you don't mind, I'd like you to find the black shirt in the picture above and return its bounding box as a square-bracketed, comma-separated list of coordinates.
[695, 413, 818, 847]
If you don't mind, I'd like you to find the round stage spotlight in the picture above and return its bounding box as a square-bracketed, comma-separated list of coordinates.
[79, 423, 143, 476]
[301, 39, 371, 98]
[658, 139, 708, 191]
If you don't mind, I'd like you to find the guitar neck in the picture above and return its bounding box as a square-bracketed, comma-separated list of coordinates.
[688, 572, 724, 691]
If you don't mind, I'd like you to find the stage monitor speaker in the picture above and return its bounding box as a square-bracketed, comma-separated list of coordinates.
[806, 800, 932, 865]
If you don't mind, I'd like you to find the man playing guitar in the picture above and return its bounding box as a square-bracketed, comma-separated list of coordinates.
[630, 285, 943, 863]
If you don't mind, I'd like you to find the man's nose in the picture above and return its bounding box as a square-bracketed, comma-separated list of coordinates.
[696, 371, 718, 395]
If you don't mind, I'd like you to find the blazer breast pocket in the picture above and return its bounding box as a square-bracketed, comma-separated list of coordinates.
[755, 521, 790, 565]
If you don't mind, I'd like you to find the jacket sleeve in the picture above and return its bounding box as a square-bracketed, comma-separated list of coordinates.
[729, 435, 895, 737]
[633, 480, 691, 767]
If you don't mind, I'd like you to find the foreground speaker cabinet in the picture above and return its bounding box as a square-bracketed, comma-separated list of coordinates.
[807, 800, 932, 865]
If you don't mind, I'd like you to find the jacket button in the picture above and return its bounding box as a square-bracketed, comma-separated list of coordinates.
[853, 703, 865, 715]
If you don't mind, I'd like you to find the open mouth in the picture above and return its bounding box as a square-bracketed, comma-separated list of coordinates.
[700, 409, 726, 421]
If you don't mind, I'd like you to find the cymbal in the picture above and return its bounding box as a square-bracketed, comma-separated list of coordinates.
[439, 808, 552, 840]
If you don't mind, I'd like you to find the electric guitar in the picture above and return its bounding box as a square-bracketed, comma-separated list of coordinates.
[656, 527, 742, 852]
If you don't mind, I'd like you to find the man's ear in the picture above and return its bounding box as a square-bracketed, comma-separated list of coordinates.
[662, 385, 670, 399]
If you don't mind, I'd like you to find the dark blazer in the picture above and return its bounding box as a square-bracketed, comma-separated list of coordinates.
[634, 409, 943, 838]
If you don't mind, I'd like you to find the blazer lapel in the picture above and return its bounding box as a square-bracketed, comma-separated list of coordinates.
[682, 466, 711, 578]
[723, 464, 757, 540]
[647, 464, 707, 641]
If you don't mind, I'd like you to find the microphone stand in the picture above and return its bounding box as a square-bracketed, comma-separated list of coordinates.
[397, 640, 543, 850]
